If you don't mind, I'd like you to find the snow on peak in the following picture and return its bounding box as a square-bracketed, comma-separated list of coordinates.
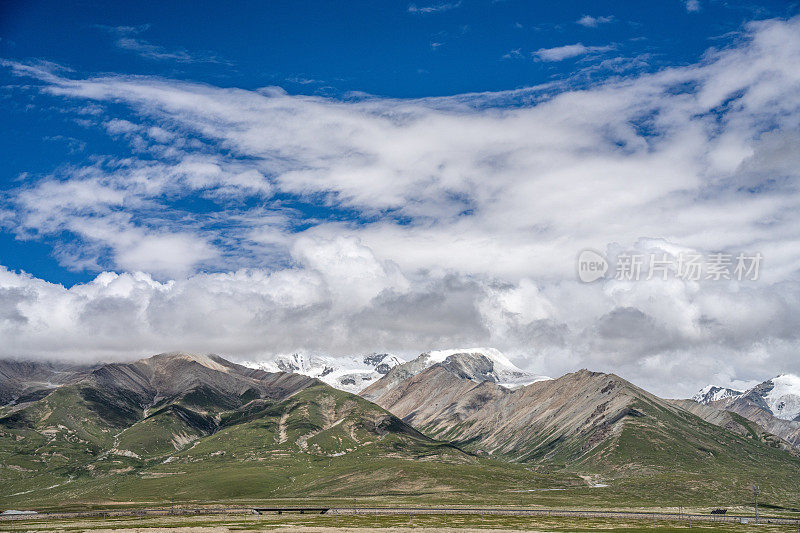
[423, 347, 515, 370]
[242, 353, 405, 393]
[693, 374, 800, 421]
[764, 374, 800, 421]
[417, 347, 550, 388]
[692, 385, 742, 404]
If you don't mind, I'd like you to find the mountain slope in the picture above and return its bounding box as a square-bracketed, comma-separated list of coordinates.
[690, 375, 800, 450]
[0, 352, 474, 508]
[0, 360, 93, 405]
[362, 348, 548, 403]
[732, 375, 800, 421]
[363, 358, 800, 477]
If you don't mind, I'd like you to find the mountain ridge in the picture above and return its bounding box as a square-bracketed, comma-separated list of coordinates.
[361, 348, 548, 403]
[242, 352, 406, 393]
[3, 351, 800, 511]
[362, 357, 800, 477]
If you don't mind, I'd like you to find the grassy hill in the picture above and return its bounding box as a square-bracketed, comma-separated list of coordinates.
[2, 354, 800, 515]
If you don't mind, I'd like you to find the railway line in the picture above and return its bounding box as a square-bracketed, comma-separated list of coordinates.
[2, 505, 798, 526]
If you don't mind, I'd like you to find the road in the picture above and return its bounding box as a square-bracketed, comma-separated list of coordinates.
[1, 505, 797, 526]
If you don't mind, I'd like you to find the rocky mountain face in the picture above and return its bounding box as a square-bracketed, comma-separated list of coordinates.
[0, 360, 94, 405]
[361, 348, 548, 403]
[365, 362, 632, 461]
[692, 385, 743, 405]
[694, 374, 800, 421]
[740, 375, 800, 421]
[670, 398, 798, 453]
[690, 375, 800, 449]
[0, 352, 453, 464]
[243, 352, 405, 393]
[362, 354, 799, 471]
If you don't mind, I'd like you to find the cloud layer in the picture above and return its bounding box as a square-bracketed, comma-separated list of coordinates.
[2, 17, 800, 397]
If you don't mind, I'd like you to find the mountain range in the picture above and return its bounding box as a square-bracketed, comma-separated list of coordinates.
[2, 350, 800, 511]
[0, 352, 474, 507]
[692, 374, 800, 449]
[363, 352, 800, 464]
[242, 352, 406, 393]
[694, 375, 800, 420]
[240, 347, 545, 394]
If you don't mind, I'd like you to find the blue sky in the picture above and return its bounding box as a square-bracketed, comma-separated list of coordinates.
[1, 1, 800, 395]
[5, 0, 793, 96]
[1, 0, 796, 285]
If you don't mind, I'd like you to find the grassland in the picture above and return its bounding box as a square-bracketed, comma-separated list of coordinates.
[1, 512, 797, 532]
[3, 369, 800, 520]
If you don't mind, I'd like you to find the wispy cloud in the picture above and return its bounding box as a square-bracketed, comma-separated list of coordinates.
[97, 25, 228, 64]
[577, 15, 615, 28]
[408, 1, 462, 14]
[533, 42, 615, 61]
[3, 17, 800, 396]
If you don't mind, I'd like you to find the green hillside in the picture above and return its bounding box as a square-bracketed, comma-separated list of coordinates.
[2, 355, 800, 515]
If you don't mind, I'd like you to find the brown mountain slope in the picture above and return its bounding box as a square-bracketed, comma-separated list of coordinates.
[0, 360, 92, 405]
[711, 395, 800, 449]
[671, 398, 797, 453]
[361, 355, 800, 475]
[364, 364, 646, 461]
[0, 352, 471, 509]
[0, 352, 321, 455]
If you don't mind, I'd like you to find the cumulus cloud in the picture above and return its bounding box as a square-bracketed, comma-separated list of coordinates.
[2, 17, 800, 397]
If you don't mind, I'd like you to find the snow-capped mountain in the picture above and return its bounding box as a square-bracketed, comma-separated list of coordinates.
[242, 352, 405, 393]
[361, 347, 550, 402]
[410, 348, 549, 388]
[693, 374, 800, 422]
[756, 374, 800, 421]
[692, 385, 743, 404]
[244, 348, 547, 395]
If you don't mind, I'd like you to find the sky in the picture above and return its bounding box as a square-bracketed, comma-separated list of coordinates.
[1, 0, 800, 397]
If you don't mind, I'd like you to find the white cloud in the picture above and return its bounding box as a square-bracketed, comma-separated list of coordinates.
[685, 0, 701, 13]
[408, 1, 462, 14]
[2, 17, 800, 397]
[533, 43, 615, 61]
[577, 15, 614, 28]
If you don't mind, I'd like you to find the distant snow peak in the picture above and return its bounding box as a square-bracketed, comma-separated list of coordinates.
[420, 347, 550, 388]
[764, 374, 800, 421]
[692, 385, 743, 404]
[244, 348, 548, 394]
[694, 374, 800, 421]
[243, 352, 405, 393]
